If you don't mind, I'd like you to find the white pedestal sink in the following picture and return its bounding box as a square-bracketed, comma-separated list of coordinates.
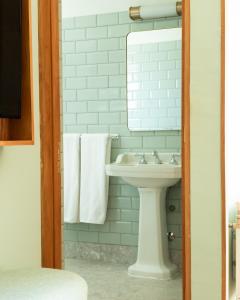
[106, 152, 181, 280]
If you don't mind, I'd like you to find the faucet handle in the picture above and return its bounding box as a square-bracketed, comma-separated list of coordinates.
[152, 151, 162, 164]
[135, 153, 147, 164]
[169, 154, 178, 165]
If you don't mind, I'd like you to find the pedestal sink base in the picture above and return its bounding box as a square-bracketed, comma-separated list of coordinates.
[128, 187, 177, 280]
[105, 153, 181, 281]
[128, 262, 177, 280]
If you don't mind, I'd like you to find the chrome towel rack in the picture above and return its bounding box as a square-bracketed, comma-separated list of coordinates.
[79, 134, 119, 140]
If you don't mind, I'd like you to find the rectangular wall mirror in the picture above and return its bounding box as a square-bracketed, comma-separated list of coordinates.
[127, 28, 182, 131]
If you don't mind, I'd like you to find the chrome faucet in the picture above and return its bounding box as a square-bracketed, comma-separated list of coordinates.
[152, 151, 162, 164]
[169, 154, 178, 165]
[135, 153, 147, 165]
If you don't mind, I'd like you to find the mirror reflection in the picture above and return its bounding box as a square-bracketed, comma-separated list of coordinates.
[127, 28, 182, 131]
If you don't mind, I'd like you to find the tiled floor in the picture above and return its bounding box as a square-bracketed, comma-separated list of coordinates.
[65, 258, 182, 300]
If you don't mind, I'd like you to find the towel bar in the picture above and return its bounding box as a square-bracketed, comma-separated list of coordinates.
[109, 134, 119, 140]
[79, 134, 119, 140]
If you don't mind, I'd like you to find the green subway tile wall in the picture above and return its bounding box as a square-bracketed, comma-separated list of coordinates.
[62, 11, 182, 263]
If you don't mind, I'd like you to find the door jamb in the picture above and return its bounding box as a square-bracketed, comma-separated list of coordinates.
[38, 0, 62, 269]
[221, 0, 226, 299]
[182, 1, 191, 299]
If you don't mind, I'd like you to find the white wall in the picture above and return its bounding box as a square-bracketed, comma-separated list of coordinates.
[226, 0, 240, 298]
[62, 0, 176, 18]
[225, 0, 240, 220]
[0, 0, 41, 270]
[190, 0, 222, 299]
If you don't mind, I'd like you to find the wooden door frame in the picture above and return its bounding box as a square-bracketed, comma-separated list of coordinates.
[182, 1, 191, 299]
[221, 0, 226, 299]
[38, 0, 62, 269]
[38, 0, 191, 298]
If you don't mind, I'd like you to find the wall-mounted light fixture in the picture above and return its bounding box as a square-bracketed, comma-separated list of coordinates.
[129, 2, 182, 21]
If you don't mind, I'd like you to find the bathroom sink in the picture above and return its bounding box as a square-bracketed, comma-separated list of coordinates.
[106, 152, 181, 280]
[106, 152, 181, 188]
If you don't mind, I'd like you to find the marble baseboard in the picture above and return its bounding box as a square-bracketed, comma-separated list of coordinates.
[64, 241, 138, 265]
[64, 241, 182, 268]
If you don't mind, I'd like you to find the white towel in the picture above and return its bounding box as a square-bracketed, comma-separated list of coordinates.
[80, 133, 111, 224]
[63, 133, 81, 223]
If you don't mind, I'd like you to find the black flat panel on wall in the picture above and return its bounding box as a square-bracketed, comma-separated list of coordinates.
[0, 0, 22, 119]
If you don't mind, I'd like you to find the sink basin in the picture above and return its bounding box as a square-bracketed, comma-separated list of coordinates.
[106, 152, 181, 280]
[106, 153, 181, 188]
